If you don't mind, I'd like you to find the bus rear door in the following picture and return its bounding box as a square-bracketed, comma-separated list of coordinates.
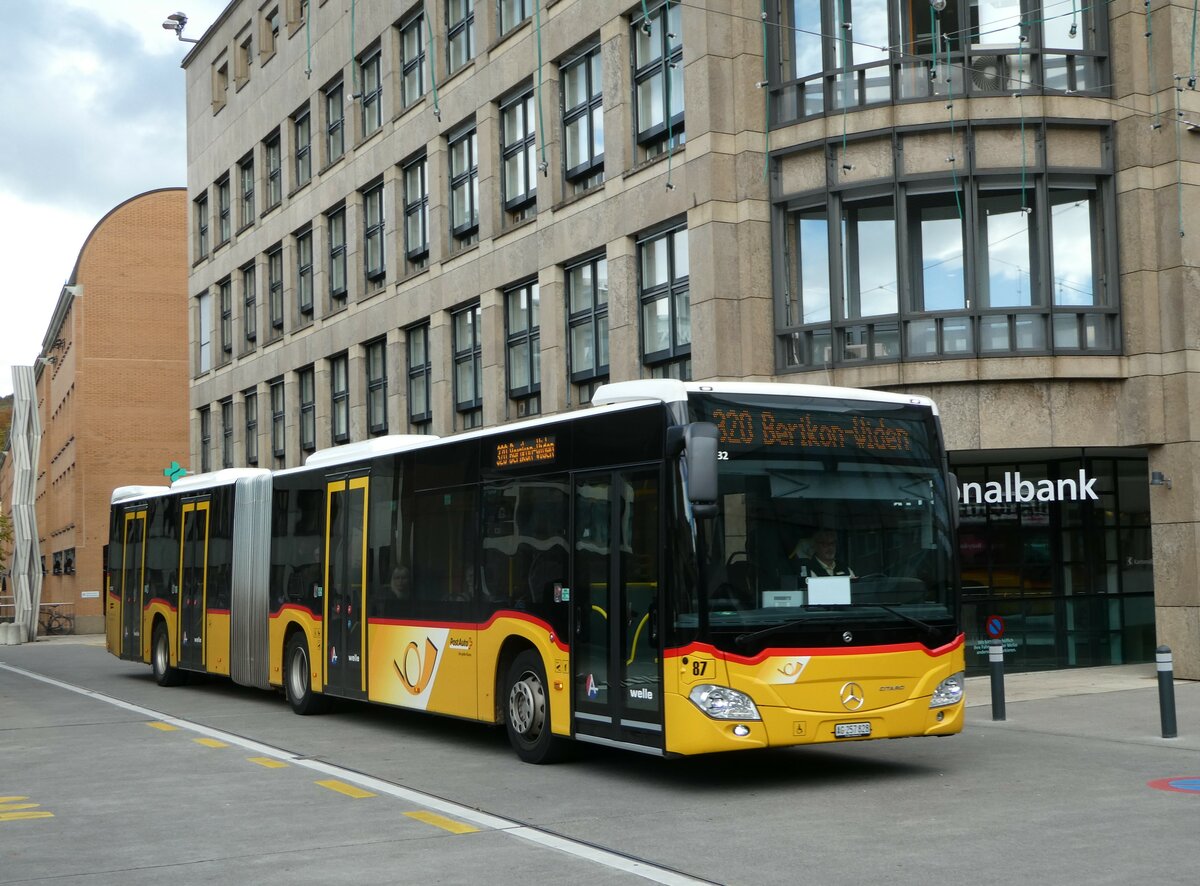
[109, 508, 147, 661]
[570, 468, 663, 753]
[323, 475, 369, 699]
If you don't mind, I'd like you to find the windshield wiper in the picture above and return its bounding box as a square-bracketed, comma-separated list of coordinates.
[734, 618, 811, 649]
[869, 603, 941, 639]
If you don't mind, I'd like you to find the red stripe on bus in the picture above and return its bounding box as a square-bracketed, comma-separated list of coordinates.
[270, 603, 322, 621]
[207, 609, 231, 616]
[663, 634, 965, 666]
[366, 610, 569, 652]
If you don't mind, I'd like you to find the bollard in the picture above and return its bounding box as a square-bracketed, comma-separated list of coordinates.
[1157, 645, 1178, 739]
[989, 639, 1006, 721]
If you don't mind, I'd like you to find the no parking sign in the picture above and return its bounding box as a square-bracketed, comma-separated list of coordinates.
[985, 614, 1005, 639]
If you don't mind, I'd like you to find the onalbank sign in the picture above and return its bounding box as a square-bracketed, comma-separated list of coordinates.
[958, 470, 1099, 504]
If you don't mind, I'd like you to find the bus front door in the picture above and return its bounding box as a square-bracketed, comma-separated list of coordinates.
[570, 469, 663, 753]
[178, 500, 210, 670]
[113, 509, 147, 661]
[323, 475, 369, 700]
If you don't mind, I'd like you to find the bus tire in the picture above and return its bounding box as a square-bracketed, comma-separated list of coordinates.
[284, 632, 330, 715]
[504, 650, 567, 764]
[151, 622, 184, 687]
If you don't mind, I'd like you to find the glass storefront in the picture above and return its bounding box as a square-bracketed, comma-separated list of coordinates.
[951, 449, 1156, 674]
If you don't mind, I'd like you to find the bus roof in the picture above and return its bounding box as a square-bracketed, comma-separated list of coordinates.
[111, 485, 172, 504]
[592, 379, 939, 415]
[170, 467, 272, 493]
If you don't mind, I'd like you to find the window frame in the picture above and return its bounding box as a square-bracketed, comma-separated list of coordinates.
[632, 0, 685, 151]
[267, 245, 285, 332]
[363, 183, 386, 282]
[452, 303, 483, 428]
[296, 228, 314, 317]
[500, 90, 538, 214]
[325, 81, 345, 163]
[195, 193, 210, 259]
[407, 322, 433, 427]
[565, 253, 609, 385]
[244, 389, 259, 465]
[220, 398, 234, 469]
[299, 365, 316, 452]
[294, 106, 312, 187]
[330, 352, 350, 444]
[499, 0, 532, 36]
[366, 337, 388, 435]
[219, 277, 233, 355]
[637, 223, 691, 370]
[448, 126, 479, 240]
[241, 261, 258, 346]
[400, 12, 427, 110]
[199, 406, 212, 473]
[328, 206, 348, 302]
[264, 131, 282, 210]
[447, 0, 475, 74]
[238, 154, 256, 228]
[270, 378, 286, 459]
[217, 176, 231, 244]
[403, 153, 430, 264]
[504, 280, 541, 414]
[359, 49, 383, 138]
[561, 44, 604, 183]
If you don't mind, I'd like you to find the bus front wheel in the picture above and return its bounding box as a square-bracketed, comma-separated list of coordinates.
[285, 633, 330, 715]
[151, 622, 184, 686]
[504, 650, 567, 764]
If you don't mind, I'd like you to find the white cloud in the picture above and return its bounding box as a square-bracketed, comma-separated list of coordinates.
[0, 0, 226, 398]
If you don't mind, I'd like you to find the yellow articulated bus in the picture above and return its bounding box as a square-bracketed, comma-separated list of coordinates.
[106, 380, 964, 762]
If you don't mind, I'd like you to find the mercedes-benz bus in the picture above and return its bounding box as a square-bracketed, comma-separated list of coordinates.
[106, 379, 963, 762]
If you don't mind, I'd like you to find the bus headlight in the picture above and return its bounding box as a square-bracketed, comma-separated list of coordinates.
[688, 684, 761, 721]
[929, 672, 964, 708]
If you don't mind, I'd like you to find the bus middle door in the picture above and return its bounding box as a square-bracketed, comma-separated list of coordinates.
[570, 468, 663, 753]
[178, 499, 210, 670]
[323, 474, 369, 700]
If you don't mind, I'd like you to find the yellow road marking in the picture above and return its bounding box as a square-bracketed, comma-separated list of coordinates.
[316, 780, 375, 799]
[194, 738, 228, 748]
[0, 804, 39, 812]
[148, 722, 178, 731]
[0, 797, 29, 803]
[0, 811, 54, 822]
[248, 757, 288, 769]
[405, 811, 480, 834]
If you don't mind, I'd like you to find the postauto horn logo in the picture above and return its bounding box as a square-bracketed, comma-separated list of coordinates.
[394, 637, 439, 695]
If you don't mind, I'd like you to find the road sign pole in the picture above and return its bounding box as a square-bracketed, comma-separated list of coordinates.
[989, 640, 1006, 722]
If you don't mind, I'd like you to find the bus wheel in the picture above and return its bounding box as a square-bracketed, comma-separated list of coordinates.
[505, 650, 566, 764]
[151, 623, 183, 687]
[285, 633, 330, 715]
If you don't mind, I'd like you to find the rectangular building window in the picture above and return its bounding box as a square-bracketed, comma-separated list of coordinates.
[403, 154, 429, 266]
[294, 107, 312, 187]
[400, 13, 426, 109]
[360, 50, 383, 138]
[199, 407, 212, 473]
[505, 281, 540, 416]
[366, 338, 388, 435]
[244, 389, 259, 465]
[296, 228, 314, 316]
[236, 32, 253, 86]
[261, 6, 280, 58]
[212, 58, 229, 112]
[566, 254, 609, 387]
[221, 398, 234, 469]
[633, 1, 684, 155]
[453, 303, 482, 429]
[328, 207, 347, 302]
[331, 352, 350, 443]
[239, 154, 255, 227]
[363, 183, 386, 282]
[299, 366, 316, 452]
[267, 245, 284, 331]
[242, 262, 257, 345]
[270, 378, 286, 459]
[447, 0, 475, 73]
[217, 176, 231, 244]
[407, 322, 432, 427]
[561, 45, 604, 187]
[326, 82, 345, 163]
[219, 277, 233, 354]
[500, 91, 537, 217]
[195, 194, 209, 259]
[197, 291, 213, 373]
[265, 132, 282, 209]
[639, 224, 690, 378]
[499, 0, 531, 35]
[449, 126, 479, 242]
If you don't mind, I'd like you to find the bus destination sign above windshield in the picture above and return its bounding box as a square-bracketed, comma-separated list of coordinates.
[495, 435, 557, 468]
[709, 407, 917, 457]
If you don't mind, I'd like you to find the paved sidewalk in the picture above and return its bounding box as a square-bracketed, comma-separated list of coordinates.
[965, 661, 1170, 705]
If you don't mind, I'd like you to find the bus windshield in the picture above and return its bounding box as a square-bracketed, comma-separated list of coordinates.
[685, 392, 958, 650]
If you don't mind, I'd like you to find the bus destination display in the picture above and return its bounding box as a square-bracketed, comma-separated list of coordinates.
[709, 407, 918, 457]
[494, 435, 557, 468]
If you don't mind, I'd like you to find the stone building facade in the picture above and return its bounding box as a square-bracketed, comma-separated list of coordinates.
[183, 1, 1200, 676]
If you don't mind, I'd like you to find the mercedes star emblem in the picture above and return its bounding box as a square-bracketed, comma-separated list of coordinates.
[840, 681, 865, 711]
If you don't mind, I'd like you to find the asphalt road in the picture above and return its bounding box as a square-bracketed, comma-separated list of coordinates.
[2, 637, 1197, 885]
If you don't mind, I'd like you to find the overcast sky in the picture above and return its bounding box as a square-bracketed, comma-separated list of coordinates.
[0, 0, 228, 398]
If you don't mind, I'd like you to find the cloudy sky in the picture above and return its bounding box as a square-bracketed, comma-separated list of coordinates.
[0, 0, 227, 398]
